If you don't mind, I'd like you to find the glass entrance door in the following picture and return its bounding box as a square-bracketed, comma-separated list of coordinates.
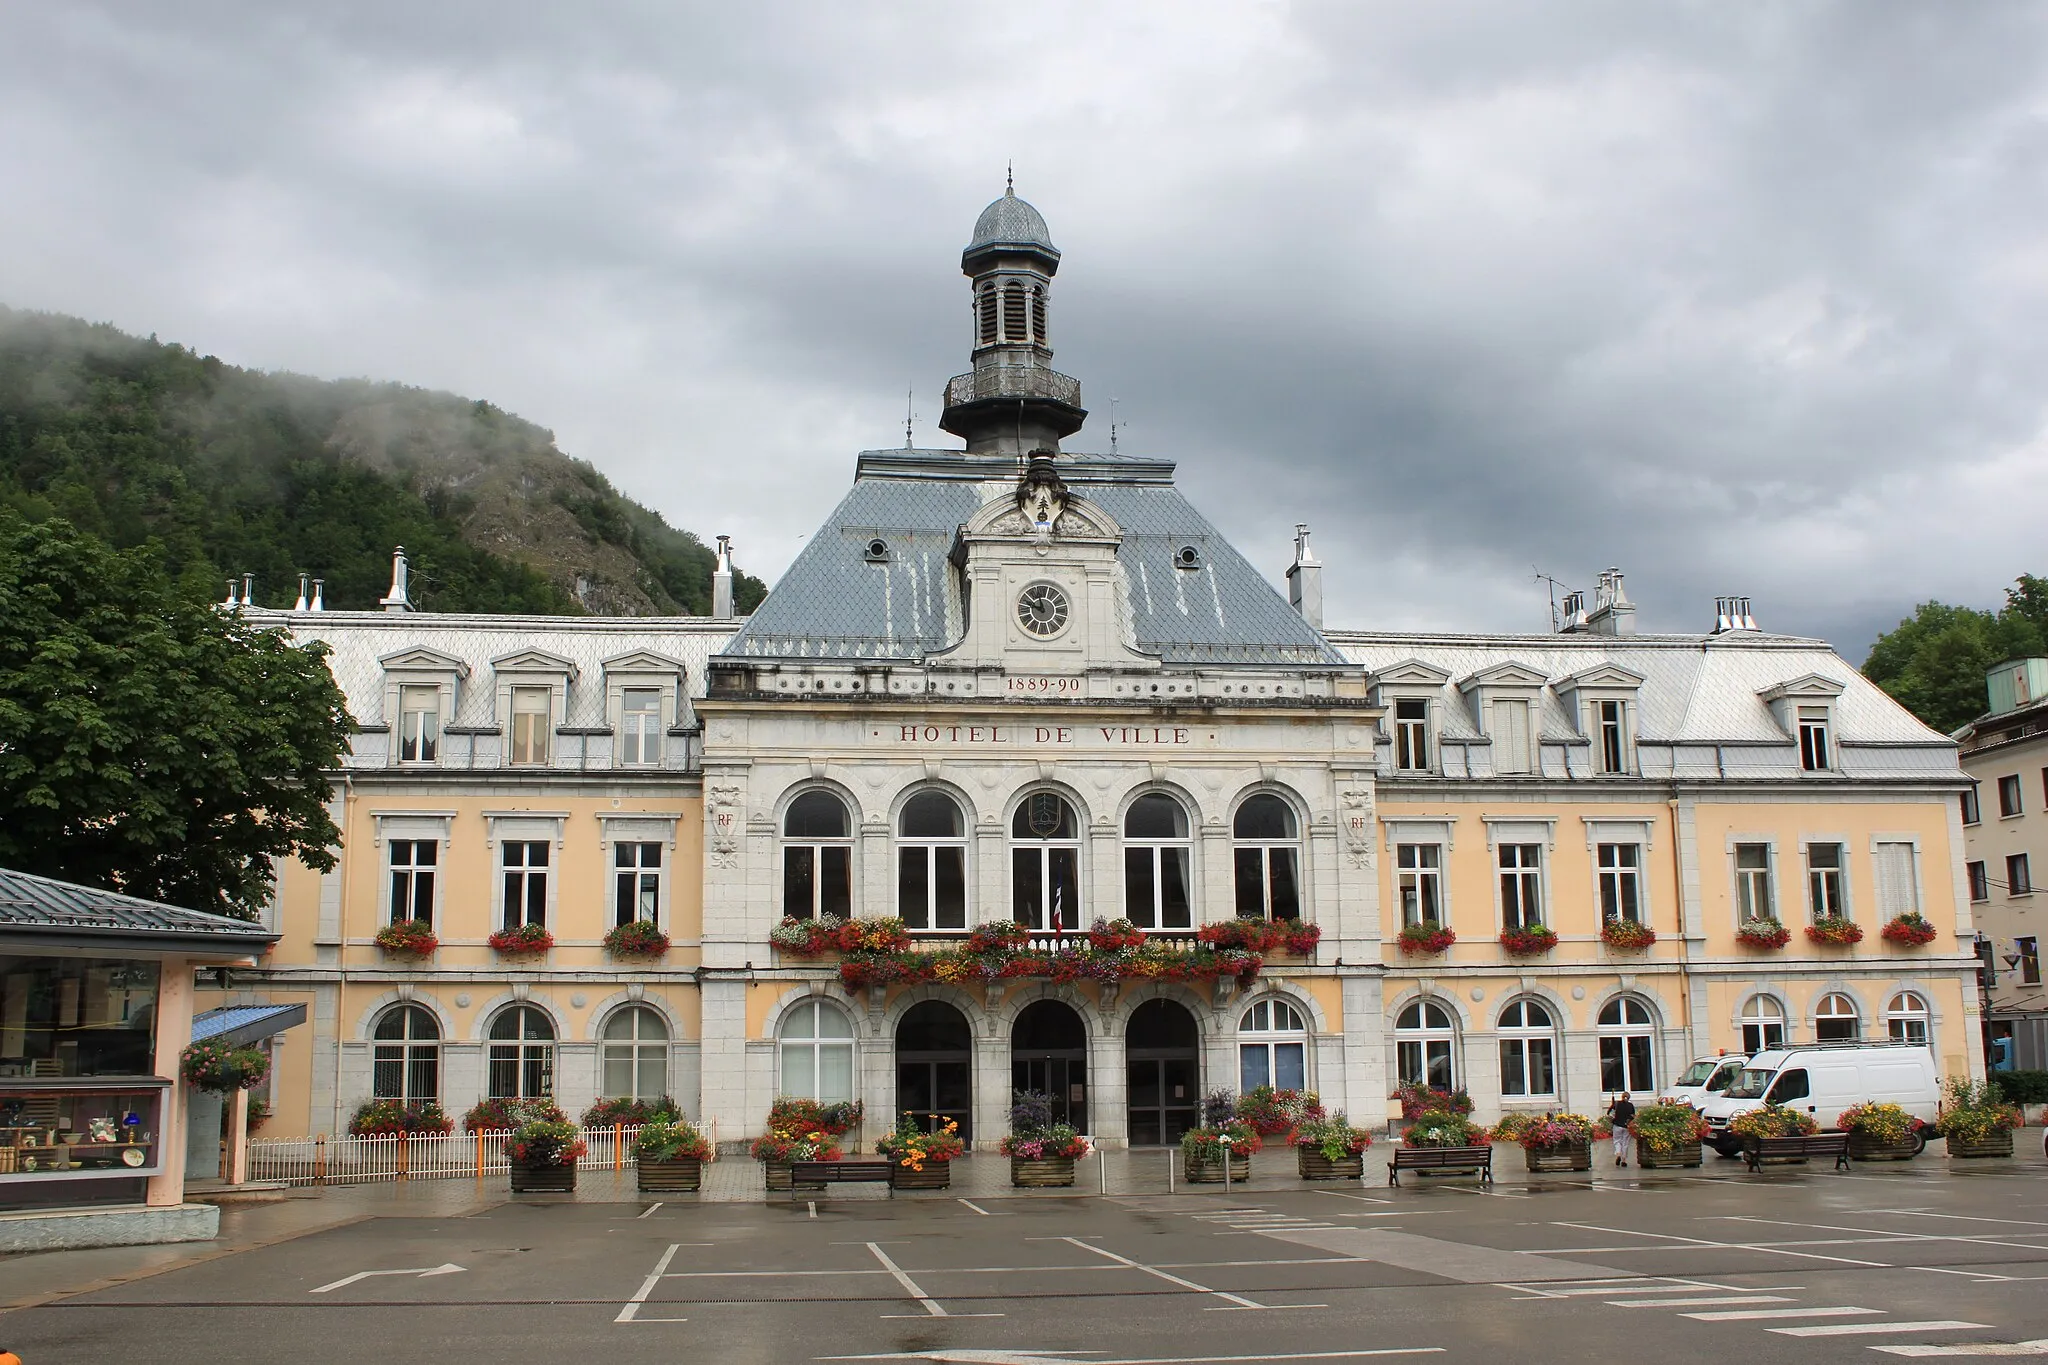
[1012, 1000, 1089, 1131]
[896, 1000, 973, 1142]
[1125, 998, 1200, 1146]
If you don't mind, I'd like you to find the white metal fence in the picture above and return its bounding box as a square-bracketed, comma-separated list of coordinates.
[245, 1122, 710, 1186]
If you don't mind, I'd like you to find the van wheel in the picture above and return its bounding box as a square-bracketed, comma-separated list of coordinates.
[1909, 1129, 1928, 1157]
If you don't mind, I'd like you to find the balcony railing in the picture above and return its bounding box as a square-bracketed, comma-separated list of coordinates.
[910, 930, 1199, 952]
[944, 367, 1082, 409]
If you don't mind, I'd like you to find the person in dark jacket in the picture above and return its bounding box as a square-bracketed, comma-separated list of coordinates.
[1606, 1094, 1637, 1166]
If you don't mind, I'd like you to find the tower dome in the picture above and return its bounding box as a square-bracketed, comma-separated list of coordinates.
[968, 187, 1058, 256]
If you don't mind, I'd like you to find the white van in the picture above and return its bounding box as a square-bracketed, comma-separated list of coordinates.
[1664, 1054, 1748, 1109]
[1698, 1043, 1940, 1157]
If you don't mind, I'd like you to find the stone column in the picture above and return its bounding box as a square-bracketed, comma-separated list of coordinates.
[149, 957, 194, 1207]
[975, 1015, 1009, 1151]
[1090, 1004, 1127, 1147]
[227, 1089, 251, 1185]
[698, 978, 750, 1144]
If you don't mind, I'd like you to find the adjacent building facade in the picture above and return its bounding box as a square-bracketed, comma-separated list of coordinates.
[214, 190, 1986, 1149]
[1957, 658, 2048, 1068]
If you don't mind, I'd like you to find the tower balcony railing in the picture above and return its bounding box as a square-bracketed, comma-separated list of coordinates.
[944, 367, 1082, 409]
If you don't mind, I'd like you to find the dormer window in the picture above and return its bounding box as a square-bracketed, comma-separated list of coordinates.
[1458, 660, 1549, 778]
[1556, 664, 1644, 779]
[1759, 674, 1844, 775]
[1798, 706, 1831, 771]
[510, 686, 551, 766]
[398, 685, 440, 763]
[1491, 698, 1533, 775]
[621, 689, 662, 766]
[601, 650, 685, 772]
[1596, 700, 1627, 775]
[1395, 699, 1430, 771]
[377, 646, 467, 771]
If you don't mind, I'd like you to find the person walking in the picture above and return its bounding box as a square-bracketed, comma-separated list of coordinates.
[1606, 1093, 1637, 1167]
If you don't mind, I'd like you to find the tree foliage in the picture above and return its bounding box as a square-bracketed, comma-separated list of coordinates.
[1862, 576, 2048, 734]
[0, 516, 353, 919]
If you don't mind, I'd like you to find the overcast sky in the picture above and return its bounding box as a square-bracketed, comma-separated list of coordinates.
[4, 2, 2044, 658]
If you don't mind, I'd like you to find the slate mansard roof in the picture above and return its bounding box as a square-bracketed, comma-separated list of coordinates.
[723, 448, 1346, 668]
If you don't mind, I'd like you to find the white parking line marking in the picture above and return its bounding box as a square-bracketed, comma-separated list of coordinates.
[1550, 1221, 1892, 1269]
[1683, 1307, 1882, 1322]
[637, 1203, 663, 1219]
[1769, 1323, 1992, 1338]
[1612, 1296, 1797, 1308]
[616, 1242, 683, 1324]
[820, 1349, 1445, 1362]
[867, 1242, 965, 1318]
[1062, 1236, 1300, 1312]
[1872, 1342, 2048, 1357]
[958, 1200, 995, 1216]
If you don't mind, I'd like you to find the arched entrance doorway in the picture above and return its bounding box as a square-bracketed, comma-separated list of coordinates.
[1126, 999, 1199, 1146]
[1012, 1000, 1088, 1131]
[896, 1000, 973, 1142]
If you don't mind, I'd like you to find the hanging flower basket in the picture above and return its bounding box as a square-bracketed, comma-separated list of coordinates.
[604, 920, 671, 958]
[1880, 914, 1939, 947]
[1601, 918, 1656, 950]
[180, 1040, 270, 1093]
[1088, 918, 1148, 952]
[1735, 918, 1791, 950]
[1397, 921, 1456, 955]
[1498, 925, 1559, 957]
[1280, 920, 1322, 955]
[489, 923, 555, 956]
[1805, 916, 1864, 947]
[374, 920, 438, 956]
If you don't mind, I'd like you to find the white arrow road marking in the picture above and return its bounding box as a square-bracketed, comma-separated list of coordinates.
[310, 1264, 465, 1294]
[1769, 1323, 1992, 1338]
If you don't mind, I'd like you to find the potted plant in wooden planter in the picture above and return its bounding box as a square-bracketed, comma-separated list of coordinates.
[1397, 921, 1456, 956]
[1837, 1101, 1926, 1160]
[464, 1097, 566, 1134]
[1236, 1085, 1317, 1146]
[1729, 1103, 1818, 1163]
[1936, 1079, 2021, 1158]
[348, 1099, 454, 1137]
[750, 1122, 842, 1191]
[1181, 1122, 1258, 1183]
[1294, 1111, 1372, 1179]
[1402, 1109, 1484, 1150]
[1629, 1103, 1709, 1168]
[1391, 1082, 1474, 1121]
[506, 1116, 585, 1192]
[877, 1112, 965, 1189]
[1001, 1091, 1090, 1187]
[1509, 1113, 1596, 1172]
[1735, 917, 1791, 949]
[634, 1118, 714, 1192]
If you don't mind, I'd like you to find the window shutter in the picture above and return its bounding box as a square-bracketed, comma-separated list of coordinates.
[1875, 842, 1917, 917]
[1494, 700, 1531, 774]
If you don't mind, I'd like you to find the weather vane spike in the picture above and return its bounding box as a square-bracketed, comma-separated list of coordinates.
[1006, 160, 1013, 193]
[904, 388, 915, 449]
[1110, 397, 1121, 453]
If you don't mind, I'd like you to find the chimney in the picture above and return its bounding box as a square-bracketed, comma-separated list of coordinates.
[223, 577, 240, 609]
[1712, 595, 1758, 634]
[1557, 589, 1589, 633]
[379, 546, 412, 612]
[241, 573, 255, 609]
[1285, 524, 1323, 629]
[293, 573, 311, 612]
[1585, 568, 1637, 637]
[712, 535, 735, 619]
[310, 578, 325, 612]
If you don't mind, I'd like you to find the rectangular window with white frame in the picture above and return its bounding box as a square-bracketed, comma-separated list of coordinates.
[1806, 842, 1848, 920]
[509, 686, 551, 766]
[1498, 843, 1544, 929]
[1597, 842, 1642, 923]
[1394, 699, 1431, 772]
[1492, 698, 1532, 775]
[613, 841, 662, 928]
[1596, 700, 1628, 775]
[1798, 706, 1832, 771]
[1396, 843, 1443, 927]
[1873, 840, 1919, 920]
[619, 688, 663, 766]
[501, 841, 549, 929]
[1999, 773, 2023, 818]
[1734, 842, 1775, 921]
[388, 839, 437, 926]
[398, 686, 440, 764]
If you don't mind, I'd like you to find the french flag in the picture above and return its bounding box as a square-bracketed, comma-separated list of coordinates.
[1051, 885, 1064, 941]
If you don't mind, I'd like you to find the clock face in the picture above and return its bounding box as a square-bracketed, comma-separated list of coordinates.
[1016, 583, 1071, 638]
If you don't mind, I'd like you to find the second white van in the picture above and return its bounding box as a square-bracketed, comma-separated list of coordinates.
[1664, 1054, 1749, 1109]
[1697, 1043, 1940, 1156]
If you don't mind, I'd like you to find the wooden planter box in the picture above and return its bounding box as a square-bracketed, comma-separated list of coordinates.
[1523, 1140, 1592, 1173]
[889, 1158, 951, 1190]
[1183, 1152, 1253, 1184]
[1636, 1139, 1703, 1169]
[1945, 1130, 2015, 1159]
[510, 1160, 577, 1192]
[1846, 1133, 1921, 1162]
[1010, 1156, 1076, 1187]
[636, 1157, 703, 1192]
[763, 1161, 826, 1191]
[1296, 1148, 1366, 1180]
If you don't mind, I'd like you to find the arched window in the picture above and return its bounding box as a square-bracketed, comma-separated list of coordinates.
[1394, 1000, 1457, 1090]
[1124, 793, 1193, 931]
[371, 1004, 440, 1102]
[1002, 281, 1027, 342]
[486, 1005, 555, 1099]
[1497, 999, 1557, 1098]
[779, 999, 855, 1103]
[601, 1006, 670, 1101]
[1739, 995, 1785, 1053]
[1597, 997, 1656, 1094]
[1012, 792, 1080, 932]
[1232, 794, 1301, 920]
[1815, 992, 1860, 1042]
[783, 790, 852, 921]
[1238, 997, 1307, 1091]
[898, 792, 967, 933]
[1030, 286, 1046, 343]
[977, 283, 998, 345]
[1885, 991, 1929, 1045]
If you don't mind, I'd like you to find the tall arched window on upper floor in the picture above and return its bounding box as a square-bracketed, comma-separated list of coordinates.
[371, 1004, 440, 1103]
[1497, 999, 1557, 1099]
[783, 790, 852, 921]
[899, 791, 968, 933]
[1238, 997, 1307, 1092]
[1394, 1000, 1457, 1090]
[779, 999, 856, 1103]
[1815, 992, 1860, 1042]
[601, 1005, 670, 1101]
[1885, 991, 1929, 1045]
[1012, 792, 1080, 932]
[486, 1005, 555, 1099]
[1124, 793, 1193, 931]
[1597, 997, 1656, 1094]
[1232, 794, 1301, 921]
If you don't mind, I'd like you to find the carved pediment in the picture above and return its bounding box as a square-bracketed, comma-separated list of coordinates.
[1555, 663, 1646, 693]
[962, 485, 1122, 544]
[1368, 659, 1453, 688]
[602, 649, 687, 677]
[491, 648, 579, 680]
[378, 646, 469, 677]
[1457, 660, 1550, 692]
[1759, 673, 1846, 703]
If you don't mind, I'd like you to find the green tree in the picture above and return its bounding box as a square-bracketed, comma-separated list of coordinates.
[0, 516, 352, 918]
[1863, 585, 2048, 734]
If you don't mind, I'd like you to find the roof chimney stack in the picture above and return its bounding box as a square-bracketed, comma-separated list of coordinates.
[1585, 568, 1636, 636]
[222, 577, 240, 609]
[712, 535, 735, 619]
[310, 578, 325, 612]
[1713, 595, 1758, 634]
[1286, 524, 1323, 629]
[379, 547, 412, 613]
[293, 573, 311, 612]
[240, 573, 255, 609]
[1558, 589, 1590, 633]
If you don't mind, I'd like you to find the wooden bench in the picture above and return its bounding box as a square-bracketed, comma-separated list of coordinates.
[787, 1159, 896, 1196]
[1388, 1144, 1494, 1186]
[1743, 1132, 1851, 1173]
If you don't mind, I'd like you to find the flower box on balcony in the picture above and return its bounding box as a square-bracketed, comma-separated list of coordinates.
[1498, 925, 1558, 957]
[1398, 921, 1456, 956]
[375, 920, 438, 957]
[489, 924, 554, 956]
[605, 920, 671, 958]
[1880, 914, 1939, 947]
[1601, 918, 1656, 951]
[1735, 918, 1790, 950]
[1805, 916, 1864, 947]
